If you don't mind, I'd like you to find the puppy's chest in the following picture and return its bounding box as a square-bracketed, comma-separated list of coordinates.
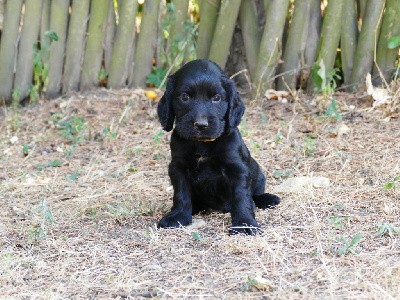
[187, 151, 226, 183]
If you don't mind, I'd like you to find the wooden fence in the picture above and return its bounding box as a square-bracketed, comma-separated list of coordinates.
[0, 0, 399, 104]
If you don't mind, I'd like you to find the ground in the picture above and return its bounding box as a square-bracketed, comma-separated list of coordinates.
[0, 89, 399, 299]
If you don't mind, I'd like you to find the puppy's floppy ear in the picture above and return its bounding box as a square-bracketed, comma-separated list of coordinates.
[222, 75, 245, 128]
[157, 77, 175, 131]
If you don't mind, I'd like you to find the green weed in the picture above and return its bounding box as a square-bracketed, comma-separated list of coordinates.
[150, 2, 198, 87]
[303, 136, 317, 157]
[22, 144, 29, 156]
[383, 176, 400, 190]
[36, 159, 62, 171]
[58, 115, 87, 144]
[66, 170, 80, 181]
[311, 59, 341, 96]
[376, 223, 400, 238]
[327, 216, 349, 229]
[102, 127, 117, 140]
[147, 67, 168, 88]
[336, 233, 362, 256]
[272, 169, 292, 179]
[31, 31, 59, 103]
[152, 129, 163, 144]
[29, 199, 55, 241]
[324, 98, 342, 121]
[239, 119, 248, 137]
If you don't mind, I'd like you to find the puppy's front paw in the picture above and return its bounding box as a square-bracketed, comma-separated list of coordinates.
[253, 193, 281, 209]
[157, 210, 192, 229]
[229, 219, 262, 236]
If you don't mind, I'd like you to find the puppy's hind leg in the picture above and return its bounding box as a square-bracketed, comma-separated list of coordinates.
[252, 170, 280, 209]
[253, 193, 281, 209]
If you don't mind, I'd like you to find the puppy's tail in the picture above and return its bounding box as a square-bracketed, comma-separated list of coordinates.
[253, 193, 280, 209]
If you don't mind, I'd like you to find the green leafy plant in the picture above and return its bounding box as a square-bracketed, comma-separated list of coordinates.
[98, 68, 108, 86]
[336, 233, 362, 256]
[102, 127, 117, 140]
[311, 59, 341, 96]
[327, 216, 349, 229]
[146, 67, 168, 88]
[324, 98, 342, 121]
[388, 34, 400, 49]
[22, 144, 29, 156]
[152, 129, 163, 144]
[29, 199, 55, 241]
[67, 170, 80, 181]
[383, 176, 400, 190]
[192, 231, 203, 242]
[303, 136, 317, 157]
[31, 31, 59, 103]
[58, 115, 87, 144]
[272, 169, 292, 179]
[150, 3, 198, 88]
[36, 159, 62, 171]
[376, 223, 400, 238]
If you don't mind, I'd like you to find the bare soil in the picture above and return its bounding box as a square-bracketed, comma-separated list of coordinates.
[0, 89, 399, 299]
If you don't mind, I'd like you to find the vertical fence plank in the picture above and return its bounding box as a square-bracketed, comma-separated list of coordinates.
[40, 0, 51, 50]
[208, 0, 241, 69]
[304, 0, 321, 73]
[108, 0, 138, 89]
[46, 0, 70, 98]
[14, 0, 44, 101]
[131, 0, 161, 87]
[373, 0, 400, 84]
[341, 0, 358, 85]
[104, 0, 116, 72]
[197, 0, 220, 59]
[238, 0, 261, 81]
[351, 0, 385, 86]
[309, 0, 344, 92]
[277, 0, 312, 91]
[80, 0, 109, 91]
[63, 0, 90, 93]
[253, 0, 290, 96]
[0, 0, 24, 102]
[0, 0, 4, 30]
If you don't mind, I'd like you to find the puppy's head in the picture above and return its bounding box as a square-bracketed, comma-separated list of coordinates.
[157, 59, 245, 141]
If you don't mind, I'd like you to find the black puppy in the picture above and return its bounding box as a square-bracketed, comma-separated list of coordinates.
[157, 59, 280, 235]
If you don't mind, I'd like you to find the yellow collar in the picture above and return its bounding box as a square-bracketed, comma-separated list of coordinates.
[196, 138, 216, 142]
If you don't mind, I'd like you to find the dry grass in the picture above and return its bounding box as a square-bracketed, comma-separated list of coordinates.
[0, 89, 399, 299]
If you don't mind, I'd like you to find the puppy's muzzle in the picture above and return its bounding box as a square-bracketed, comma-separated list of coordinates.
[193, 117, 208, 131]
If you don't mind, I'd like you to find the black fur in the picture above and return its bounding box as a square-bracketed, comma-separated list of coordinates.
[157, 59, 280, 235]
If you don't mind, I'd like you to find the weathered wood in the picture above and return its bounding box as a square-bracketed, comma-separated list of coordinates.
[14, 0, 43, 101]
[108, 0, 138, 89]
[309, 0, 344, 92]
[253, 0, 290, 96]
[40, 0, 51, 50]
[80, 0, 109, 91]
[131, 0, 161, 87]
[341, 0, 358, 85]
[63, 0, 90, 93]
[104, 0, 116, 72]
[0, 0, 5, 30]
[373, 0, 400, 84]
[277, 0, 311, 91]
[0, 0, 23, 101]
[238, 0, 261, 80]
[208, 0, 241, 69]
[46, 0, 70, 98]
[351, 0, 385, 86]
[197, 0, 220, 59]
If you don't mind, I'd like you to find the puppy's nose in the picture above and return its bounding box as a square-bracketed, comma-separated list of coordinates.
[194, 118, 208, 130]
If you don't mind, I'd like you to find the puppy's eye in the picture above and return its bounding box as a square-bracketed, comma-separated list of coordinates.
[180, 93, 190, 102]
[212, 94, 221, 103]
